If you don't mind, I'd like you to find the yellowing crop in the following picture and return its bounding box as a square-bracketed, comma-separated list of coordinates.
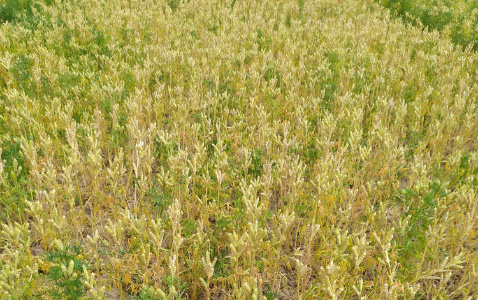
[0, 0, 477, 299]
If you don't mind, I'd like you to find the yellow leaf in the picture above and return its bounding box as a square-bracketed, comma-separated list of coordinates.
[124, 273, 131, 284]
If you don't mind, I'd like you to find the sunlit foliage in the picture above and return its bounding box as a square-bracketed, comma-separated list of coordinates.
[0, 0, 477, 298]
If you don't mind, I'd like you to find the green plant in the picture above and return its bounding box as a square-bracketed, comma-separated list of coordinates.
[395, 180, 447, 277]
[167, 0, 180, 13]
[248, 148, 264, 178]
[263, 285, 279, 300]
[147, 185, 172, 216]
[377, 0, 478, 50]
[0, 0, 34, 24]
[162, 275, 186, 300]
[41, 242, 89, 299]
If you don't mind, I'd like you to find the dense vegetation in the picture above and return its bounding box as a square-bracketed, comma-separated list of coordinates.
[0, 0, 477, 299]
[378, 0, 478, 50]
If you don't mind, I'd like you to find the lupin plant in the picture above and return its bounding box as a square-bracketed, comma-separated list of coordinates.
[0, 0, 477, 298]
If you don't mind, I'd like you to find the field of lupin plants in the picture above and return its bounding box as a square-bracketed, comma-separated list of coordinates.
[0, 0, 477, 299]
